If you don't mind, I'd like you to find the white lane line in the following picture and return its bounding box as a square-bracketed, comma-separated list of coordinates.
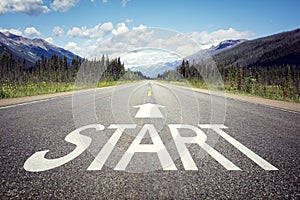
[0, 96, 70, 110]
[155, 81, 300, 115]
[199, 124, 278, 170]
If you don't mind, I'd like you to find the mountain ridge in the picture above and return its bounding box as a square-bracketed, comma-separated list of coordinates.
[212, 28, 300, 67]
[128, 39, 245, 78]
[0, 31, 80, 66]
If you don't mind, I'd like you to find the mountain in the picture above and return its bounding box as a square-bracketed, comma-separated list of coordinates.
[0, 31, 80, 67]
[209, 39, 247, 55]
[128, 40, 244, 78]
[129, 60, 181, 78]
[186, 39, 246, 62]
[212, 28, 300, 67]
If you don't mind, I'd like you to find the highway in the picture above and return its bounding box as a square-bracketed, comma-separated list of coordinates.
[0, 81, 299, 199]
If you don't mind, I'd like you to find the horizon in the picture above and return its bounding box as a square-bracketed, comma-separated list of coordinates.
[1, 0, 300, 68]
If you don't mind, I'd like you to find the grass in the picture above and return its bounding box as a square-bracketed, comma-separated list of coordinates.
[0, 80, 141, 99]
[1, 79, 299, 103]
[159, 79, 300, 103]
[0, 81, 73, 99]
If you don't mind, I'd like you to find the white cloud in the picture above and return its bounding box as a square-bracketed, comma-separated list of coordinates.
[24, 27, 41, 37]
[67, 22, 113, 39]
[52, 26, 64, 37]
[122, 50, 181, 69]
[189, 28, 254, 49]
[45, 37, 54, 44]
[65, 41, 83, 56]
[102, 0, 108, 3]
[0, 28, 22, 36]
[0, 0, 50, 15]
[121, 0, 130, 7]
[62, 25, 254, 69]
[125, 19, 133, 24]
[112, 23, 128, 36]
[72, 25, 190, 60]
[51, 0, 79, 12]
[100, 22, 114, 32]
[132, 24, 147, 31]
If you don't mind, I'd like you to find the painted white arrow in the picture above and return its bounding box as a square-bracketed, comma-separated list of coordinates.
[133, 103, 165, 118]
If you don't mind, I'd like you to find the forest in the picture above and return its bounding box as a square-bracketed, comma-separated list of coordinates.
[158, 60, 300, 102]
[1, 50, 300, 102]
[0, 52, 146, 98]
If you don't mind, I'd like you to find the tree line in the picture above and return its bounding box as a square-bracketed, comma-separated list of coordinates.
[0, 52, 148, 85]
[158, 60, 300, 101]
[0, 51, 147, 98]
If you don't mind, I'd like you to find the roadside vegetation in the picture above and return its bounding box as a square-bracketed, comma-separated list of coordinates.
[1, 50, 299, 102]
[0, 53, 146, 99]
[158, 60, 300, 102]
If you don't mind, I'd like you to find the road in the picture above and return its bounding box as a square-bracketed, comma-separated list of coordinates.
[0, 81, 299, 199]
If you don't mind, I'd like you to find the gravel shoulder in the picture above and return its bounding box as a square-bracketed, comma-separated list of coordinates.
[158, 82, 300, 113]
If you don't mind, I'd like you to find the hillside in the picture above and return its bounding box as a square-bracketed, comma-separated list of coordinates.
[0, 31, 80, 67]
[128, 40, 244, 78]
[213, 28, 300, 67]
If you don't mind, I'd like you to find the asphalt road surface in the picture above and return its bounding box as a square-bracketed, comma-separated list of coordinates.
[0, 81, 299, 199]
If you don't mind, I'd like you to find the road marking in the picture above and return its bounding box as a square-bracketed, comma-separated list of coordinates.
[133, 103, 165, 118]
[114, 124, 177, 171]
[199, 124, 278, 170]
[147, 84, 152, 96]
[169, 124, 241, 170]
[87, 124, 136, 170]
[23, 123, 278, 171]
[24, 124, 104, 172]
[0, 97, 65, 110]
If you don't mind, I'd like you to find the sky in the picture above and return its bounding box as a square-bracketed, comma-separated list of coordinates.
[0, 0, 299, 68]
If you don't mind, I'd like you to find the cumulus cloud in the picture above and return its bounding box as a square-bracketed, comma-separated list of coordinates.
[0, 0, 129, 15]
[112, 23, 129, 36]
[62, 25, 254, 69]
[0, 0, 50, 15]
[51, 0, 79, 12]
[0, 28, 22, 36]
[24, 27, 41, 37]
[67, 22, 113, 39]
[70, 25, 197, 61]
[65, 41, 83, 55]
[52, 26, 64, 37]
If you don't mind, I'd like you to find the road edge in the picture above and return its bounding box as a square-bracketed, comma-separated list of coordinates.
[0, 81, 147, 108]
[157, 81, 300, 114]
[1, 80, 299, 114]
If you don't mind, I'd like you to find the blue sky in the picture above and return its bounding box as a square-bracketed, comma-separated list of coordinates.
[0, 0, 299, 65]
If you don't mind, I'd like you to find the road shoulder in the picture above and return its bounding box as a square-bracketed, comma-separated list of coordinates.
[159, 82, 300, 114]
[1, 81, 300, 113]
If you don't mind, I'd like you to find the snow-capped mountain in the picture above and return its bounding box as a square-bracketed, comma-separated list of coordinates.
[129, 60, 181, 78]
[209, 39, 247, 55]
[128, 40, 245, 78]
[0, 31, 80, 66]
[186, 39, 246, 62]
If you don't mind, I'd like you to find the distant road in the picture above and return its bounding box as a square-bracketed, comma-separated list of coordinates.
[0, 81, 299, 199]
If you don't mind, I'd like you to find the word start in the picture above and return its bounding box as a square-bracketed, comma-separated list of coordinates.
[24, 124, 278, 172]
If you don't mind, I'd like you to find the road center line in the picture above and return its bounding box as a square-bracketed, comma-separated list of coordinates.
[148, 85, 152, 97]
